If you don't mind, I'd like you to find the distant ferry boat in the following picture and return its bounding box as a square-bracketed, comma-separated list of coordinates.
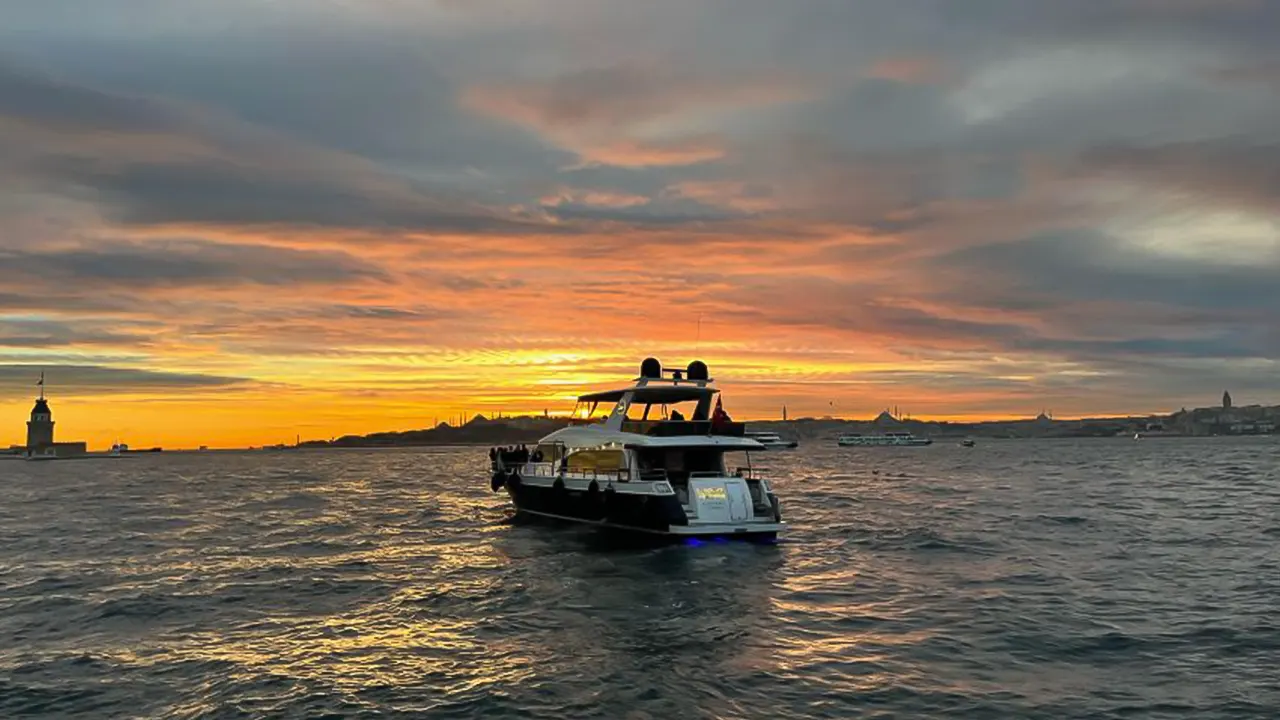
[744, 431, 798, 450]
[837, 432, 932, 447]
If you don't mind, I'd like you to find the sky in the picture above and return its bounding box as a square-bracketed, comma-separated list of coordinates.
[1, 0, 1278, 448]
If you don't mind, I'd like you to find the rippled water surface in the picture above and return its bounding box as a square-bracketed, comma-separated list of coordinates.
[2, 439, 1278, 718]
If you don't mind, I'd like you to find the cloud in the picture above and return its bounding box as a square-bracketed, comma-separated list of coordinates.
[543, 195, 749, 225]
[932, 229, 1280, 314]
[462, 63, 815, 168]
[1074, 142, 1280, 214]
[0, 363, 247, 399]
[463, 63, 814, 131]
[866, 56, 948, 85]
[0, 319, 156, 349]
[0, 58, 559, 233]
[569, 136, 729, 169]
[1, 240, 385, 288]
[0, 0, 1278, 441]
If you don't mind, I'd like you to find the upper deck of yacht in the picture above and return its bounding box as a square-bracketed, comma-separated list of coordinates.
[570, 358, 746, 439]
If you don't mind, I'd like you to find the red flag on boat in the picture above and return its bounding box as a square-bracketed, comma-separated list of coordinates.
[711, 395, 731, 428]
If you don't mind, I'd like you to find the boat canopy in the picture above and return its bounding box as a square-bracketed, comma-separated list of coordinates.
[623, 435, 761, 450]
[577, 385, 716, 405]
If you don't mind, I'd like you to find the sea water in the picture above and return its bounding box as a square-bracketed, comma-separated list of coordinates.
[1, 438, 1277, 718]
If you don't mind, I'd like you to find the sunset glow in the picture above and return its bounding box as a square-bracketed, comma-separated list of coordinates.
[2, 1, 1277, 448]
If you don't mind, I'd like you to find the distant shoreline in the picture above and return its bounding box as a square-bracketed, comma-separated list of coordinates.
[266, 403, 1280, 449]
[10, 434, 1275, 456]
[7, 403, 1273, 454]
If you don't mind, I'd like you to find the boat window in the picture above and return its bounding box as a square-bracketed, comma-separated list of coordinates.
[637, 448, 723, 477]
[566, 449, 627, 472]
[536, 444, 565, 462]
[724, 450, 751, 476]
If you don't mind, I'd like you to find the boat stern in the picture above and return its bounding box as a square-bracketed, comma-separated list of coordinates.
[677, 475, 784, 537]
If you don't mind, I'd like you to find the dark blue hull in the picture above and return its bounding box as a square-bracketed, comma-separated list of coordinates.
[504, 477, 689, 534]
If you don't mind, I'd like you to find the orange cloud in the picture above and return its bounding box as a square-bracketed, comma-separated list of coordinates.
[866, 56, 947, 85]
[461, 64, 815, 166]
[569, 136, 728, 168]
[462, 65, 816, 130]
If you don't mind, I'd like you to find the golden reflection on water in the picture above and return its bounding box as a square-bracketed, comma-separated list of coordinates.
[157, 527, 536, 698]
[174, 615, 543, 693]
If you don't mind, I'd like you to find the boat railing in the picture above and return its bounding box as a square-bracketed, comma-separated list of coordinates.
[523, 461, 559, 477]
[528, 461, 630, 483]
[564, 469, 629, 482]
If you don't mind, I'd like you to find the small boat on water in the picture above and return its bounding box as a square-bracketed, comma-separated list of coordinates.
[837, 431, 933, 447]
[744, 431, 798, 450]
[488, 358, 785, 540]
[960, 439, 976, 448]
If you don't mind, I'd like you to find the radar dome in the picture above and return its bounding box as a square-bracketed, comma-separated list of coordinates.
[640, 357, 662, 378]
[686, 360, 709, 380]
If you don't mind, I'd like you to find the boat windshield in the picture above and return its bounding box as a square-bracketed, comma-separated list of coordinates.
[618, 394, 722, 435]
[627, 397, 707, 422]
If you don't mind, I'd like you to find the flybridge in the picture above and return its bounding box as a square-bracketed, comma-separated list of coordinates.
[577, 358, 743, 437]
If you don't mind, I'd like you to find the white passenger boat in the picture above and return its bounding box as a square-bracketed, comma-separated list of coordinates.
[488, 359, 785, 540]
[744, 431, 798, 450]
[837, 431, 933, 447]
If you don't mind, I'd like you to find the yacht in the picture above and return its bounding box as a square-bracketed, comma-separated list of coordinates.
[837, 431, 932, 447]
[744, 431, 798, 450]
[488, 358, 785, 540]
